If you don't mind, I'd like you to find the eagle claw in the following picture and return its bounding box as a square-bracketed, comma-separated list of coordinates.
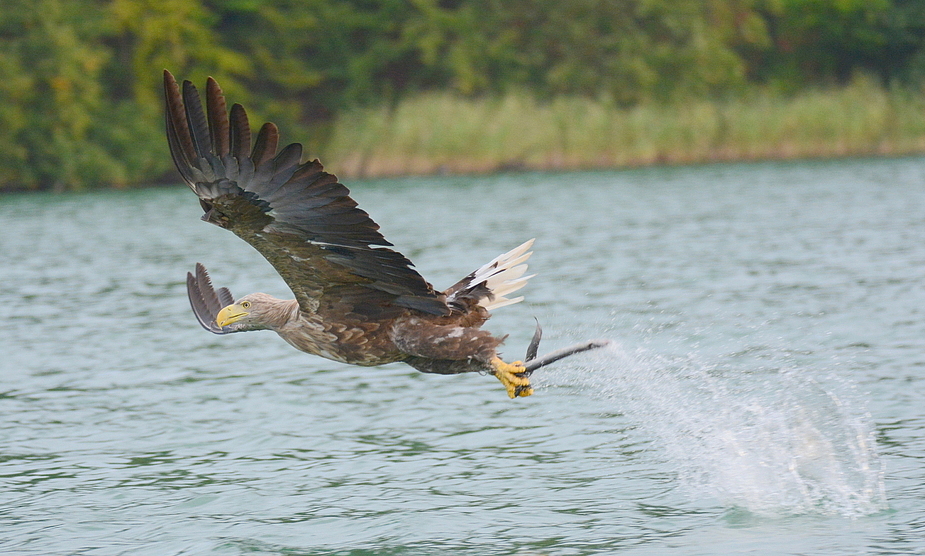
[490, 357, 533, 399]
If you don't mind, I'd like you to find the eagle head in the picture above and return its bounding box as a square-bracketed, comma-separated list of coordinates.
[215, 293, 281, 331]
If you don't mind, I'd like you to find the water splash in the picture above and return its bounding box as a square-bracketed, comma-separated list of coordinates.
[547, 342, 887, 518]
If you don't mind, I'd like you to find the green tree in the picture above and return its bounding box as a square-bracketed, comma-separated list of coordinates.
[107, 0, 250, 105]
[2, 0, 924, 190]
[102, 0, 252, 185]
[212, 0, 453, 149]
[745, 0, 925, 88]
[389, 0, 768, 103]
[0, 0, 118, 189]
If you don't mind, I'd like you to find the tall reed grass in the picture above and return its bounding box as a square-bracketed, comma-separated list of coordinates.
[323, 77, 925, 178]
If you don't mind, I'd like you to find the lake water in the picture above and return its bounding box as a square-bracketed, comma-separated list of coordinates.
[2, 157, 924, 555]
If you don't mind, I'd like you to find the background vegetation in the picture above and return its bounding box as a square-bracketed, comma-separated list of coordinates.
[2, 0, 925, 190]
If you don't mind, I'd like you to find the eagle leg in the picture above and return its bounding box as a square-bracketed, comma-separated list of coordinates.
[490, 357, 533, 398]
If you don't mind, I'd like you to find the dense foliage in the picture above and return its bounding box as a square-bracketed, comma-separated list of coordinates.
[1, 0, 924, 190]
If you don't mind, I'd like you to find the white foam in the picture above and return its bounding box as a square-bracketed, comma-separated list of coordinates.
[544, 342, 887, 518]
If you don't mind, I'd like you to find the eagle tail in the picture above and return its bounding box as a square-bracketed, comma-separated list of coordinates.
[446, 239, 535, 312]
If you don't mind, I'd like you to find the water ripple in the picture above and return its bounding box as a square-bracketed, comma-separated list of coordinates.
[3, 159, 925, 554]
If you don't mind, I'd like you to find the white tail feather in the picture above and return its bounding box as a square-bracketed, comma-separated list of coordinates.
[472, 238, 535, 311]
[482, 295, 524, 311]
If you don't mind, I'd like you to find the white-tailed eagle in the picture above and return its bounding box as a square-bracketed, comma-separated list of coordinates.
[165, 71, 606, 398]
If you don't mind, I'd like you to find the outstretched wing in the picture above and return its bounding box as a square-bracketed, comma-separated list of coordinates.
[187, 263, 245, 334]
[164, 71, 449, 318]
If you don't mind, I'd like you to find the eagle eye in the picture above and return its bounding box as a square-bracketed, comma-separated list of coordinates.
[241, 301, 251, 309]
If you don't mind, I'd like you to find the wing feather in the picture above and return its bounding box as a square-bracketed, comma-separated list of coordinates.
[252, 122, 280, 168]
[164, 70, 449, 318]
[164, 73, 197, 186]
[187, 263, 246, 334]
[181, 80, 211, 159]
[206, 77, 230, 157]
[229, 103, 251, 160]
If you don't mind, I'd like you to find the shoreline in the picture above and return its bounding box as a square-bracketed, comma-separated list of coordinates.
[323, 80, 925, 181]
[4, 151, 922, 195]
[4, 79, 925, 192]
[328, 145, 925, 182]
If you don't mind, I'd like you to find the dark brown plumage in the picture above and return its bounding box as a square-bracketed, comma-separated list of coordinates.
[166, 71, 536, 397]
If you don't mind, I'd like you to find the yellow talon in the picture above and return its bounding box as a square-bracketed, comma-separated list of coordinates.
[490, 357, 533, 398]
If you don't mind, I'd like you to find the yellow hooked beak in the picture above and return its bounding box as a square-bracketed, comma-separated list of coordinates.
[215, 303, 248, 328]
